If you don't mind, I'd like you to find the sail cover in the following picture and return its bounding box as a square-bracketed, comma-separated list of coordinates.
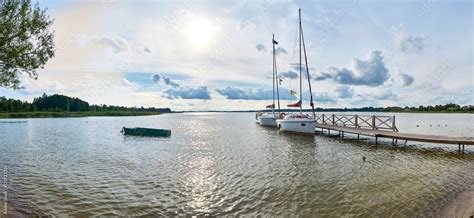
[287, 99, 301, 107]
[266, 104, 275, 109]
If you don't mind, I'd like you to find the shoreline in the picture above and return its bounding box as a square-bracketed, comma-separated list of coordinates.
[440, 184, 474, 218]
[0, 111, 164, 119]
[179, 110, 474, 114]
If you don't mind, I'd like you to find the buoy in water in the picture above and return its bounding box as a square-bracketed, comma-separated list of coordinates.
[362, 156, 366, 162]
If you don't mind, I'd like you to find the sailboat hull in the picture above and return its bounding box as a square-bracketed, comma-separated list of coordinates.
[255, 112, 261, 124]
[277, 119, 316, 135]
[259, 117, 278, 127]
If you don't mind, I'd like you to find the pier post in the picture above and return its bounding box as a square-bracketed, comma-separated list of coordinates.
[375, 136, 378, 145]
[372, 115, 376, 130]
[332, 114, 335, 125]
[342, 132, 344, 139]
[355, 114, 358, 128]
[392, 115, 396, 131]
[357, 134, 359, 140]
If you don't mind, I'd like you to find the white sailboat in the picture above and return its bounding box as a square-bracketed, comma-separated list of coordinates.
[258, 34, 283, 127]
[277, 8, 316, 134]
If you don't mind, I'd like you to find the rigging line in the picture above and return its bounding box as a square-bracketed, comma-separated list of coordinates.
[274, 38, 281, 112]
[272, 34, 275, 114]
[300, 18, 316, 118]
[299, 8, 302, 113]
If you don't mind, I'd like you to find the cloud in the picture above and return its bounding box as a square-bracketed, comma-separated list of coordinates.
[279, 71, 298, 79]
[275, 47, 287, 55]
[364, 90, 397, 101]
[290, 63, 316, 72]
[163, 86, 211, 99]
[255, 44, 286, 55]
[150, 73, 180, 88]
[216, 86, 297, 100]
[397, 71, 415, 86]
[162, 76, 180, 88]
[336, 86, 353, 98]
[393, 26, 429, 54]
[216, 86, 272, 100]
[312, 72, 332, 81]
[93, 37, 129, 53]
[151, 74, 161, 83]
[319, 50, 390, 87]
[215, 86, 336, 104]
[255, 44, 267, 52]
[296, 91, 337, 104]
[312, 93, 337, 104]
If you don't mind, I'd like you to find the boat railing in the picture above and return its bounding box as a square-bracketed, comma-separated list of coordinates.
[315, 114, 398, 132]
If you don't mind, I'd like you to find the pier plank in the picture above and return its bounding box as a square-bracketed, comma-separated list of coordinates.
[316, 123, 474, 145]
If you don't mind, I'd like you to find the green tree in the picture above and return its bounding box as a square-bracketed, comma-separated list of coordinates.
[0, 0, 55, 89]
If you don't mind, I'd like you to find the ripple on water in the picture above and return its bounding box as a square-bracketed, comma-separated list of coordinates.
[0, 113, 473, 216]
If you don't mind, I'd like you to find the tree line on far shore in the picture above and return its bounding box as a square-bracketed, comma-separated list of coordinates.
[0, 94, 171, 113]
[222, 104, 473, 113]
[313, 104, 474, 113]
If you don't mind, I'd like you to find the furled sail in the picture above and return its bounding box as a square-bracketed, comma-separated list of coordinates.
[287, 99, 301, 107]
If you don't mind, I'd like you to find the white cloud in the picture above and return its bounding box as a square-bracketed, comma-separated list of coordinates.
[163, 86, 211, 100]
[392, 25, 429, 54]
[255, 43, 266, 52]
[318, 50, 390, 87]
[92, 37, 129, 53]
[397, 70, 415, 86]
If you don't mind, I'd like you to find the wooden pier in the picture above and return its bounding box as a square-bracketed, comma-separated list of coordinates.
[314, 114, 474, 152]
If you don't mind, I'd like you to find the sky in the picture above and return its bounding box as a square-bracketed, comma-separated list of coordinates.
[1, 0, 473, 111]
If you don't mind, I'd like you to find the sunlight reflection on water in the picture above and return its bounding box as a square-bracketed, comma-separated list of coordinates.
[0, 112, 472, 216]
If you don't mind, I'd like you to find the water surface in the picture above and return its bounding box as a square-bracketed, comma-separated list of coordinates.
[0, 112, 473, 216]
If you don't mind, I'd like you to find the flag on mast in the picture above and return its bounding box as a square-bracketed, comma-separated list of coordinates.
[272, 39, 278, 45]
[290, 90, 297, 96]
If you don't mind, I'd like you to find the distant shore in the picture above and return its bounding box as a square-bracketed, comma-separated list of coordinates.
[0, 111, 163, 118]
[180, 110, 474, 114]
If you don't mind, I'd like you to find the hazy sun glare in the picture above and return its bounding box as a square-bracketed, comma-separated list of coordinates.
[183, 15, 217, 52]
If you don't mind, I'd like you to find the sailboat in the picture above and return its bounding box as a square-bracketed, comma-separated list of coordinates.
[258, 34, 283, 127]
[277, 8, 316, 134]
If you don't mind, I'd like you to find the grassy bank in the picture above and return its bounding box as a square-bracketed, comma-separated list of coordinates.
[0, 111, 163, 118]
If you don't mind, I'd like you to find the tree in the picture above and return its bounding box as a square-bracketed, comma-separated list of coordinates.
[0, 0, 55, 89]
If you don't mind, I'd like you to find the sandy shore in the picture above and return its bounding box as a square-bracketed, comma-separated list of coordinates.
[439, 184, 474, 218]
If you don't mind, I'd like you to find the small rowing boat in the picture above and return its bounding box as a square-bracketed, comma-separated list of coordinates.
[121, 127, 171, 137]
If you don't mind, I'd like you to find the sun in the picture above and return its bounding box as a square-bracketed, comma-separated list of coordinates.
[183, 15, 217, 52]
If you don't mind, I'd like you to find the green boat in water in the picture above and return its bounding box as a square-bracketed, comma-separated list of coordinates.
[122, 127, 171, 137]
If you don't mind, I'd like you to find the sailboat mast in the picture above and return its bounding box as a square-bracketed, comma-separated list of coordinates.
[298, 8, 302, 113]
[272, 34, 275, 114]
[274, 35, 281, 113]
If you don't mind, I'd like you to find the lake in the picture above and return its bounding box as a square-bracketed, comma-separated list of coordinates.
[0, 112, 473, 216]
